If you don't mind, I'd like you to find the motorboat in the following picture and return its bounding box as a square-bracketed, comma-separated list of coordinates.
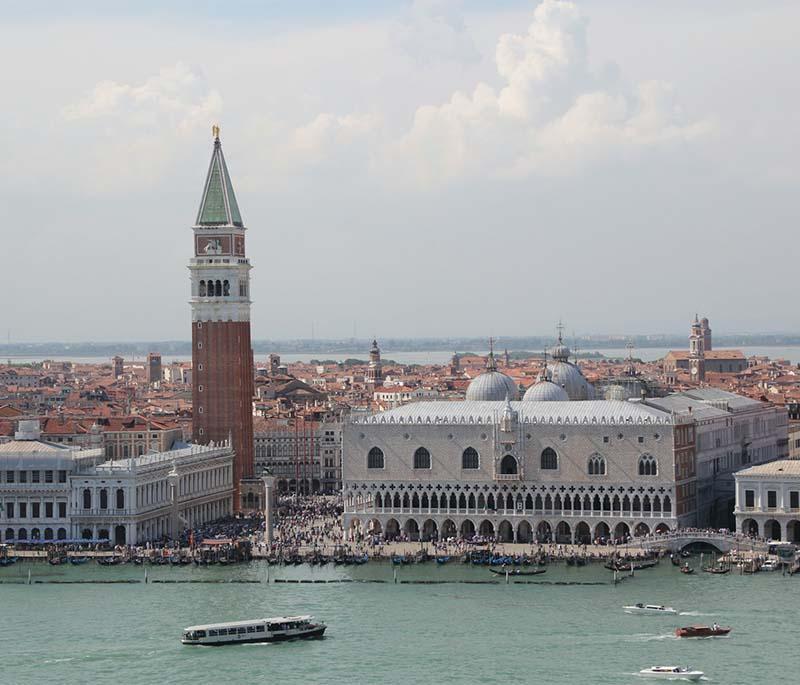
[680, 565, 694, 575]
[761, 559, 780, 572]
[638, 666, 704, 681]
[623, 603, 677, 616]
[675, 624, 731, 638]
[181, 615, 326, 646]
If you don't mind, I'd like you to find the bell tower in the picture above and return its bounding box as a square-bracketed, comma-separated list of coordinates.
[189, 127, 255, 510]
[689, 314, 705, 382]
[366, 339, 383, 386]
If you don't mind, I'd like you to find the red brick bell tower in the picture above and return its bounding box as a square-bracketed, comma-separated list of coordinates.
[190, 127, 255, 510]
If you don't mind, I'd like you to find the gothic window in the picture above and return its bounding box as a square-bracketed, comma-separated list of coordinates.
[461, 447, 479, 470]
[638, 454, 658, 476]
[215, 280, 222, 296]
[588, 455, 606, 476]
[116, 488, 125, 510]
[199, 280, 206, 297]
[99, 489, 108, 510]
[500, 454, 518, 474]
[223, 280, 230, 296]
[414, 447, 431, 469]
[82, 489, 91, 510]
[367, 447, 384, 469]
[540, 447, 558, 470]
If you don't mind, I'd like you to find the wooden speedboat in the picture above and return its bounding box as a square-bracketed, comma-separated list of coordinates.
[675, 624, 731, 638]
[489, 566, 545, 576]
[638, 666, 704, 681]
[703, 566, 730, 575]
[623, 604, 677, 616]
[182, 615, 326, 646]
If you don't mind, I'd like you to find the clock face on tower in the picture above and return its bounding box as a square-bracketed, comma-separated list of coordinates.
[691, 367, 698, 375]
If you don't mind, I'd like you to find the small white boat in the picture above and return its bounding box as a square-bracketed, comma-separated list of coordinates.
[638, 666, 704, 681]
[624, 603, 677, 616]
[760, 559, 780, 572]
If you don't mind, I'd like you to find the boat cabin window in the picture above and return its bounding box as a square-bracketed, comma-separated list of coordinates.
[218, 629, 228, 635]
[256, 626, 265, 632]
[238, 627, 247, 634]
[208, 630, 218, 636]
[247, 626, 256, 633]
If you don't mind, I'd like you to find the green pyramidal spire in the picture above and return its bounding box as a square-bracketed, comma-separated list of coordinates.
[196, 130, 244, 227]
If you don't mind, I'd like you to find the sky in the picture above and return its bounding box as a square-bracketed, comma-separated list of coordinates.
[1, 0, 798, 342]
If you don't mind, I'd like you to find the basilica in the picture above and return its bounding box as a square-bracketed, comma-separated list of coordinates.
[342, 336, 787, 543]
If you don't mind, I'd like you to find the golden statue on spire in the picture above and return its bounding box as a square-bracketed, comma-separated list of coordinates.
[212, 124, 220, 139]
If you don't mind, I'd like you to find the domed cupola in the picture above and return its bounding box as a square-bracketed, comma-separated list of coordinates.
[465, 342, 519, 402]
[544, 324, 595, 401]
[523, 354, 570, 402]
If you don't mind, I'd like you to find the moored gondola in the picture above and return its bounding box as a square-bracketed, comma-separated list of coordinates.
[489, 566, 546, 576]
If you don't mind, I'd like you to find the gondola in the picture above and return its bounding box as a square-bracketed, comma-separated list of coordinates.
[489, 566, 546, 576]
[48, 556, 67, 566]
[435, 556, 450, 565]
[702, 566, 730, 575]
[605, 559, 658, 572]
[0, 557, 18, 567]
[680, 565, 694, 574]
[97, 556, 122, 566]
[69, 556, 89, 565]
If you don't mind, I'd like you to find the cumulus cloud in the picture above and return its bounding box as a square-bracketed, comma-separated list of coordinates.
[59, 63, 222, 191]
[381, 0, 713, 185]
[63, 62, 221, 133]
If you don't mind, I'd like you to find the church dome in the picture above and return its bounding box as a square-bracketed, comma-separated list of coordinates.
[523, 380, 570, 402]
[550, 342, 571, 362]
[548, 361, 595, 400]
[466, 371, 519, 402]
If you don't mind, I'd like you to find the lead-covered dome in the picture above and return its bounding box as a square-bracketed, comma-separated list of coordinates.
[466, 349, 519, 401]
[549, 361, 595, 400]
[523, 379, 570, 402]
[466, 370, 519, 401]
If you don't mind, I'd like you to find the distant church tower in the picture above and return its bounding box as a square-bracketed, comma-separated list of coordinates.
[689, 314, 706, 381]
[189, 127, 255, 510]
[366, 339, 383, 386]
[700, 317, 712, 351]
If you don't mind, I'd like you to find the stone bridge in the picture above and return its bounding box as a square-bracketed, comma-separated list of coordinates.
[639, 530, 767, 554]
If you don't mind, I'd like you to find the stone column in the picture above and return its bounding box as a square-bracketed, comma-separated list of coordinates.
[263, 475, 276, 545]
[167, 467, 179, 541]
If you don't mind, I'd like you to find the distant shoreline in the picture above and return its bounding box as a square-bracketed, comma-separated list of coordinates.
[4, 335, 800, 359]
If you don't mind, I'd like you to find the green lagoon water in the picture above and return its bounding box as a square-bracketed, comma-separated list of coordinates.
[1, 560, 797, 684]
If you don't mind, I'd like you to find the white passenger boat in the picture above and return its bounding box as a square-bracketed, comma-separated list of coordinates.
[638, 666, 704, 681]
[181, 615, 326, 646]
[623, 603, 677, 616]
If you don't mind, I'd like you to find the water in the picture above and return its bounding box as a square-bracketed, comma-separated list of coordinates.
[1, 560, 797, 684]
[8, 345, 800, 366]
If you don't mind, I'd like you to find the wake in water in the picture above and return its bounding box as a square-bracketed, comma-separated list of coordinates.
[624, 632, 677, 642]
[679, 611, 714, 616]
